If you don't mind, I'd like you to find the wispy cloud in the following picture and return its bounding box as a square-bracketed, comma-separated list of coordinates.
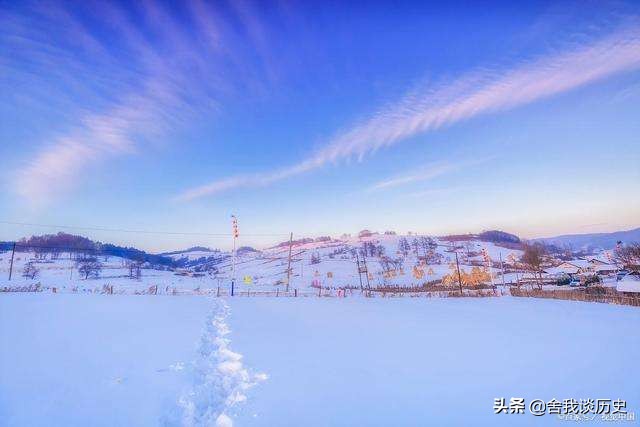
[367, 156, 494, 192]
[368, 163, 459, 192]
[2, 0, 275, 205]
[177, 23, 640, 201]
[15, 80, 189, 204]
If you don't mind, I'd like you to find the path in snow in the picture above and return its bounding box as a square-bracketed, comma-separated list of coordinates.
[172, 299, 267, 427]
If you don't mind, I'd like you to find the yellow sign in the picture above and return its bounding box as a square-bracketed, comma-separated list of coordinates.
[243, 275, 252, 284]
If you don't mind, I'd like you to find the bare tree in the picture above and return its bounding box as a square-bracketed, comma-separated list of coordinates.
[520, 243, 546, 289]
[411, 238, 420, 255]
[615, 242, 640, 271]
[22, 262, 39, 280]
[127, 260, 142, 280]
[462, 240, 474, 258]
[77, 260, 103, 279]
[397, 237, 410, 257]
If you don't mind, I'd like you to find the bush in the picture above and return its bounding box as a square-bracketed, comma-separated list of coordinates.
[582, 275, 601, 286]
[22, 262, 39, 280]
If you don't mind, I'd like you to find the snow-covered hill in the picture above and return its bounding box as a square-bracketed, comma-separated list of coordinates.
[165, 233, 524, 290]
[0, 233, 524, 292]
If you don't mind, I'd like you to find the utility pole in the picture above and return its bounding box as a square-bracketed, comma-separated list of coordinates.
[363, 255, 371, 290]
[355, 251, 364, 289]
[454, 249, 463, 294]
[8, 242, 16, 280]
[500, 252, 505, 287]
[231, 215, 238, 296]
[286, 232, 293, 293]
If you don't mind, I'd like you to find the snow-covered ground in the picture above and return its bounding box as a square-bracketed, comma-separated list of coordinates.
[2, 294, 639, 426]
[0, 294, 264, 427]
[0, 252, 215, 292]
[0, 235, 522, 292]
[228, 297, 640, 426]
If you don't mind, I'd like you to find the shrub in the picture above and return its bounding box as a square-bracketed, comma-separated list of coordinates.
[582, 275, 601, 286]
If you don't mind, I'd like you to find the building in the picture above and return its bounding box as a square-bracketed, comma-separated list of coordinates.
[616, 272, 640, 293]
[587, 259, 617, 275]
[548, 258, 617, 277]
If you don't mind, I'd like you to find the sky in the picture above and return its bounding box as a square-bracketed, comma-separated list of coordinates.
[1, 0, 639, 252]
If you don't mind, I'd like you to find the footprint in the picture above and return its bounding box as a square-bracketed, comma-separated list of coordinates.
[169, 361, 185, 371]
[158, 361, 186, 373]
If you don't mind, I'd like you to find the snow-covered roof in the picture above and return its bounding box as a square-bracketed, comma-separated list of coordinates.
[616, 273, 640, 293]
[547, 265, 579, 275]
[570, 259, 592, 269]
[552, 261, 585, 273]
[554, 259, 616, 274]
[591, 263, 617, 272]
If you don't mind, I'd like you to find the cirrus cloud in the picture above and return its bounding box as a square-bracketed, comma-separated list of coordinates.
[177, 23, 640, 201]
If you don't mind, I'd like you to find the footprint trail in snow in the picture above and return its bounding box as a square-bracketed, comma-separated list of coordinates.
[176, 299, 267, 427]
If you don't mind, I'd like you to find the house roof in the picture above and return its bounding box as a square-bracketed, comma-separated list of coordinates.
[617, 273, 640, 293]
[556, 260, 588, 269]
[547, 265, 580, 275]
[568, 259, 591, 269]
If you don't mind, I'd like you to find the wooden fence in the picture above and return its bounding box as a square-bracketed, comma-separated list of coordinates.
[509, 286, 640, 307]
[3, 282, 638, 307]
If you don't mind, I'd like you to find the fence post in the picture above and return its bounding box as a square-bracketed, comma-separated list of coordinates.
[294, 288, 297, 297]
[8, 242, 16, 280]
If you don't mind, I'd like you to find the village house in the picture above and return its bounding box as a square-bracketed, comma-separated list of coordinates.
[547, 257, 617, 277]
[616, 271, 640, 293]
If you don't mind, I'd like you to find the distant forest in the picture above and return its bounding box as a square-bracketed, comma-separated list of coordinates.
[2, 233, 176, 267]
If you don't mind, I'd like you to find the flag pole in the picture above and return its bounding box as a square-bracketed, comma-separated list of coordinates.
[231, 215, 238, 296]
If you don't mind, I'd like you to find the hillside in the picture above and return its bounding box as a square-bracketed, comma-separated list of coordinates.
[2, 231, 524, 292]
[534, 227, 640, 251]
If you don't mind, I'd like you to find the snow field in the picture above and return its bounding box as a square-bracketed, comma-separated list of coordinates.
[226, 297, 640, 426]
[2, 293, 639, 426]
[0, 294, 263, 427]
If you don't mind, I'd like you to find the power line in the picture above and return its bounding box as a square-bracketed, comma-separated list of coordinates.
[0, 221, 290, 238]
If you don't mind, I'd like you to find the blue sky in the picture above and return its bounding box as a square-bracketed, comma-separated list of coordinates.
[1, 0, 639, 251]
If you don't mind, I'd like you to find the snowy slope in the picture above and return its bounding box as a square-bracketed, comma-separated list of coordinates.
[0, 234, 524, 292]
[201, 234, 523, 290]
